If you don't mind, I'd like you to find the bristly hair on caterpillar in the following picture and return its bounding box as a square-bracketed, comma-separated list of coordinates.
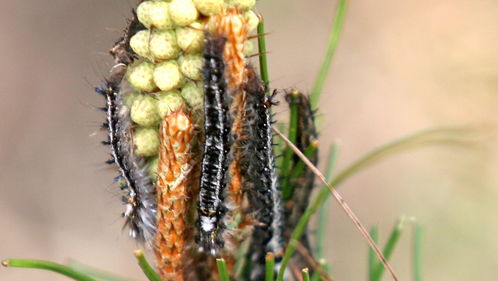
[97, 11, 156, 245]
[197, 34, 231, 255]
[241, 66, 284, 281]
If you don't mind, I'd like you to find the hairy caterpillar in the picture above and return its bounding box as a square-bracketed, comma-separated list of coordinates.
[283, 90, 319, 273]
[197, 34, 231, 254]
[241, 67, 284, 280]
[97, 13, 157, 244]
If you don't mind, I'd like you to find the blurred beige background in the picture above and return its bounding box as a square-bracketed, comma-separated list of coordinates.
[1, 0, 497, 280]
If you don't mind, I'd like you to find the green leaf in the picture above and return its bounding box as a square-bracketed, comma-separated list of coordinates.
[316, 143, 340, 259]
[276, 126, 473, 281]
[133, 250, 161, 281]
[216, 258, 231, 281]
[2, 259, 96, 281]
[257, 20, 270, 93]
[368, 226, 379, 281]
[371, 218, 407, 281]
[310, 0, 348, 108]
[280, 92, 300, 201]
[413, 223, 423, 281]
[302, 268, 311, 281]
[67, 260, 138, 281]
[265, 252, 275, 281]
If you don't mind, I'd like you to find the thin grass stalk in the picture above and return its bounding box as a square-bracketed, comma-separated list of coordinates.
[67, 260, 137, 281]
[372, 218, 406, 281]
[133, 251, 161, 281]
[1, 259, 96, 281]
[413, 223, 423, 281]
[302, 268, 311, 281]
[265, 252, 275, 281]
[368, 226, 379, 281]
[275, 122, 287, 168]
[290, 143, 319, 180]
[274, 127, 399, 281]
[311, 260, 329, 281]
[310, 0, 348, 108]
[331, 127, 475, 187]
[216, 259, 230, 281]
[281, 94, 300, 201]
[316, 143, 340, 259]
[277, 126, 471, 281]
[257, 20, 270, 93]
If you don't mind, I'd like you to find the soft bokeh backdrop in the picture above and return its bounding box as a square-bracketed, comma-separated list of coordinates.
[1, 0, 497, 280]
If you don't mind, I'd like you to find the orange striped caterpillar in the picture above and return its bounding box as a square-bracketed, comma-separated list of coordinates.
[197, 34, 231, 254]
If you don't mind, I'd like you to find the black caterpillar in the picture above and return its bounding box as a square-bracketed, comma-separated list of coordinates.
[241, 67, 284, 281]
[197, 34, 231, 254]
[97, 12, 156, 244]
[283, 90, 319, 273]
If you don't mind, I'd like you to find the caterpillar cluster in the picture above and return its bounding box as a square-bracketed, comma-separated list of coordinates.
[98, 1, 290, 279]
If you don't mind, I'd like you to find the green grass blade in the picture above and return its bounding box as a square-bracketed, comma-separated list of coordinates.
[280, 92, 300, 201]
[413, 223, 423, 281]
[290, 143, 319, 180]
[233, 237, 251, 279]
[2, 259, 96, 281]
[265, 252, 275, 281]
[277, 127, 472, 281]
[133, 250, 161, 281]
[368, 226, 379, 281]
[67, 260, 138, 281]
[372, 218, 407, 281]
[310, 0, 348, 108]
[302, 268, 311, 281]
[275, 122, 287, 168]
[331, 127, 475, 187]
[257, 20, 270, 93]
[216, 258, 231, 281]
[311, 260, 329, 281]
[316, 143, 340, 259]
[276, 196, 324, 281]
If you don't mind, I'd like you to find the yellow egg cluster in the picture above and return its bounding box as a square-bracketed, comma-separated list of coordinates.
[124, 0, 258, 176]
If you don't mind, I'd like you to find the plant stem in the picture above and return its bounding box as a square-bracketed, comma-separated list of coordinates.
[290, 143, 319, 180]
[133, 250, 161, 281]
[310, 0, 348, 108]
[281, 92, 300, 201]
[302, 268, 311, 281]
[216, 259, 231, 281]
[413, 223, 423, 281]
[311, 261, 329, 281]
[67, 260, 137, 281]
[372, 218, 406, 281]
[330, 127, 472, 187]
[257, 20, 270, 93]
[265, 252, 275, 281]
[276, 127, 468, 281]
[274, 126, 399, 281]
[368, 226, 379, 281]
[2, 259, 96, 281]
[316, 143, 340, 259]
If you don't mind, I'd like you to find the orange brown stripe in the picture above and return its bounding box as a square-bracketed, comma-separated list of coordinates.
[155, 110, 195, 281]
[216, 8, 249, 90]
